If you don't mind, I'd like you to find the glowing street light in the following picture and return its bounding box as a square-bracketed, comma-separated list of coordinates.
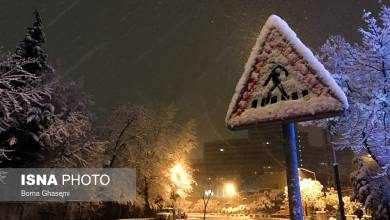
[202, 189, 214, 220]
[223, 182, 237, 197]
[204, 189, 214, 197]
[169, 163, 193, 198]
[298, 168, 316, 180]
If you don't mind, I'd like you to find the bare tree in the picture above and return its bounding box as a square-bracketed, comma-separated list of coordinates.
[38, 112, 106, 167]
[104, 104, 198, 215]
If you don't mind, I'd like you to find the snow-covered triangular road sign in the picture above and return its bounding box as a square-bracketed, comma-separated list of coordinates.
[226, 15, 348, 130]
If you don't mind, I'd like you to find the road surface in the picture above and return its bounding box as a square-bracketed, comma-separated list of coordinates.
[187, 213, 287, 220]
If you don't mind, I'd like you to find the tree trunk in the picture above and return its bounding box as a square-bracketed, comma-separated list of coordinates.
[203, 202, 207, 220]
[143, 177, 152, 216]
[18, 203, 25, 220]
[387, 202, 390, 220]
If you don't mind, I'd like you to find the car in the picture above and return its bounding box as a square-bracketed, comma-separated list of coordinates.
[155, 212, 171, 220]
[176, 209, 187, 219]
[156, 208, 173, 220]
[155, 208, 187, 219]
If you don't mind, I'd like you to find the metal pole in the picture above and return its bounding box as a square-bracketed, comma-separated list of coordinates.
[332, 145, 346, 220]
[282, 123, 303, 220]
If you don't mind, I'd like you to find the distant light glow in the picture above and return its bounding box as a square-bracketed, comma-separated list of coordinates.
[220, 148, 224, 152]
[224, 182, 237, 197]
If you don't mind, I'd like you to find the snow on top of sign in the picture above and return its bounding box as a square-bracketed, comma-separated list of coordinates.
[225, 15, 348, 126]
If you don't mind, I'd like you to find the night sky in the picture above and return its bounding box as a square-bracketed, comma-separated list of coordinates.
[0, 0, 386, 153]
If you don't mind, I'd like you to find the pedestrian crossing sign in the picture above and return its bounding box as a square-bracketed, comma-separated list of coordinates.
[225, 15, 348, 130]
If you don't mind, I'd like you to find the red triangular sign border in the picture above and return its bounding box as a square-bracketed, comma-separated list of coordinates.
[226, 15, 348, 130]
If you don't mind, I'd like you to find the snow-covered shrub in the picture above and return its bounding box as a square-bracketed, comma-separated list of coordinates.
[325, 187, 363, 215]
[295, 178, 325, 213]
[351, 157, 390, 219]
[246, 190, 285, 214]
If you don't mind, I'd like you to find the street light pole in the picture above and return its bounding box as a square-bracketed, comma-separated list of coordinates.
[282, 123, 303, 220]
[325, 127, 346, 220]
[332, 145, 346, 220]
[203, 190, 213, 220]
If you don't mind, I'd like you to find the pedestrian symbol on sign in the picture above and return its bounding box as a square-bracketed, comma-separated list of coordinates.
[263, 65, 290, 103]
[253, 64, 309, 108]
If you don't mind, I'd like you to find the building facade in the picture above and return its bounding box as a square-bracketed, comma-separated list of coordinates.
[192, 125, 354, 196]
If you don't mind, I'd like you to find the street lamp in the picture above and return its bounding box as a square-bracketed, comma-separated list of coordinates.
[203, 189, 214, 220]
[223, 182, 237, 197]
[298, 168, 316, 180]
[169, 163, 193, 199]
[205, 189, 214, 197]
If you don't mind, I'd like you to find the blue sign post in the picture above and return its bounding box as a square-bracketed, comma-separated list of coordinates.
[225, 15, 348, 220]
[283, 123, 303, 220]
